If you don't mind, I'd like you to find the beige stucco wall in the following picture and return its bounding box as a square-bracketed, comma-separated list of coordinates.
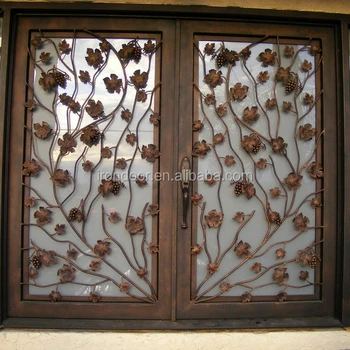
[1, 0, 350, 15]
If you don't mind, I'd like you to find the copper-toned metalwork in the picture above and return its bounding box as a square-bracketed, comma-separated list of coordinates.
[22, 31, 161, 303]
[192, 37, 324, 303]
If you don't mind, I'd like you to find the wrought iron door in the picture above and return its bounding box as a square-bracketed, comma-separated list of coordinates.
[6, 14, 338, 324]
[7, 16, 176, 320]
[177, 21, 337, 320]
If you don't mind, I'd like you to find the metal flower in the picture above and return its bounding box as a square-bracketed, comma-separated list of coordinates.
[230, 83, 249, 101]
[234, 240, 251, 258]
[303, 93, 314, 105]
[55, 224, 66, 235]
[277, 291, 287, 302]
[282, 101, 293, 113]
[150, 113, 160, 125]
[103, 74, 123, 93]
[58, 39, 71, 54]
[241, 133, 263, 154]
[38, 72, 56, 91]
[256, 158, 267, 169]
[309, 44, 321, 56]
[57, 264, 76, 283]
[79, 70, 91, 84]
[299, 124, 316, 141]
[42, 250, 58, 266]
[216, 105, 227, 117]
[273, 267, 289, 284]
[34, 207, 52, 226]
[130, 70, 148, 88]
[89, 260, 101, 271]
[58, 133, 77, 155]
[275, 66, 292, 83]
[204, 94, 216, 105]
[148, 204, 160, 216]
[85, 48, 104, 68]
[50, 169, 70, 187]
[241, 292, 252, 303]
[108, 212, 121, 223]
[22, 159, 41, 177]
[49, 291, 62, 302]
[203, 69, 223, 88]
[85, 100, 104, 119]
[24, 196, 36, 208]
[268, 210, 281, 225]
[192, 140, 210, 158]
[284, 172, 303, 190]
[296, 247, 313, 267]
[101, 147, 112, 159]
[204, 174, 216, 186]
[205, 209, 223, 228]
[31, 36, 43, 48]
[39, 51, 51, 64]
[136, 175, 148, 187]
[204, 43, 215, 55]
[213, 133, 225, 144]
[265, 98, 277, 110]
[141, 144, 160, 162]
[125, 216, 144, 235]
[242, 106, 260, 124]
[98, 179, 113, 197]
[67, 248, 79, 261]
[258, 71, 269, 83]
[121, 109, 132, 122]
[191, 192, 203, 205]
[143, 39, 156, 54]
[193, 120, 204, 131]
[89, 292, 101, 303]
[239, 47, 251, 61]
[147, 242, 159, 254]
[301, 59, 312, 72]
[28, 267, 38, 280]
[82, 160, 94, 172]
[270, 187, 281, 198]
[293, 213, 309, 232]
[94, 240, 111, 256]
[119, 283, 130, 293]
[307, 162, 324, 179]
[24, 99, 37, 111]
[271, 137, 287, 154]
[299, 270, 309, 281]
[284, 45, 294, 57]
[275, 248, 286, 259]
[136, 89, 147, 102]
[311, 197, 322, 208]
[250, 262, 262, 273]
[191, 244, 202, 255]
[258, 48, 276, 66]
[233, 212, 245, 223]
[80, 125, 100, 147]
[220, 282, 231, 293]
[126, 133, 137, 146]
[224, 155, 236, 166]
[34, 122, 52, 140]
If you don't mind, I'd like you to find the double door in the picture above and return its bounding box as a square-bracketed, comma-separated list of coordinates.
[6, 15, 337, 325]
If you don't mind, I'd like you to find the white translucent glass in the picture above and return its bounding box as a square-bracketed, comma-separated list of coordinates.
[195, 40, 319, 298]
[27, 36, 158, 299]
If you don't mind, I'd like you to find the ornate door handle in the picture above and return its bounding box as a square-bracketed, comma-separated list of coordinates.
[180, 157, 191, 229]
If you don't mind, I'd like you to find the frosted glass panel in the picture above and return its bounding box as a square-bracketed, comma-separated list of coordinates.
[192, 39, 323, 302]
[23, 33, 160, 303]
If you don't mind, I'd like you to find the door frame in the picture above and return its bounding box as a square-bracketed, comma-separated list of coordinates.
[0, 2, 348, 329]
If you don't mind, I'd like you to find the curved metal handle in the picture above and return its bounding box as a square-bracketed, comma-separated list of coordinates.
[180, 157, 191, 229]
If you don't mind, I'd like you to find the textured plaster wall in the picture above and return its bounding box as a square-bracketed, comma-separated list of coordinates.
[1, 0, 350, 348]
[1, 0, 350, 14]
